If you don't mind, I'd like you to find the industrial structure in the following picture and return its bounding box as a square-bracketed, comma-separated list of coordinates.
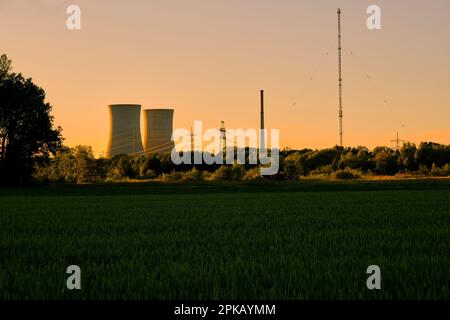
[260, 90, 265, 150]
[337, 8, 344, 146]
[143, 109, 174, 154]
[106, 104, 144, 158]
[391, 132, 407, 151]
[106, 105, 175, 158]
[220, 120, 227, 161]
[105, 10, 349, 157]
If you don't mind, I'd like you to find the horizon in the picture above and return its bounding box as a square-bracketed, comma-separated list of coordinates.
[1, 0, 449, 156]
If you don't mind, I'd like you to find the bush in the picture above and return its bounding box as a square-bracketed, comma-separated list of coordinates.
[430, 163, 450, 177]
[160, 168, 210, 182]
[418, 164, 429, 176]
[211, 164, 245, 181]
[243, 167, 261, 180]
[282, 152, 304, 179]
[140, 169, 157, 179]
[309, 164, 334, 176]
[181, 168, 206, 181]
[211, 166, 232, 180]
[32, 165, 52, 184]
[333, 168, 361, 180]
[444, 164, 450, 176]
[160, 171, 184, 182]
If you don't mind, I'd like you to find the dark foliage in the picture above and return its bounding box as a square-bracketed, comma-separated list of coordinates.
[0, 54, 63, 185]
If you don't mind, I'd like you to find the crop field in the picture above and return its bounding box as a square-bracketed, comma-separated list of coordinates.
[0, 179, 449, 300]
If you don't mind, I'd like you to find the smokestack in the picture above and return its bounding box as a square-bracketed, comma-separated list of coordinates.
[260, 90, 265, 150]
[260, 90, 265, 130]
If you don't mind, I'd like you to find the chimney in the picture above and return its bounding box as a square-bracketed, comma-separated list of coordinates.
[260, 90, 265, 150]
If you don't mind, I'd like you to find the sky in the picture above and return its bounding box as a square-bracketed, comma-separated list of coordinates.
[1, 0, 449, 156]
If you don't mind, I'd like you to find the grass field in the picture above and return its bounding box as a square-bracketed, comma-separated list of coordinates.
[1, 179, 449, 300]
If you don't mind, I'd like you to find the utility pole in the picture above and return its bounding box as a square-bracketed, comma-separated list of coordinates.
[337, 8, 344, 147]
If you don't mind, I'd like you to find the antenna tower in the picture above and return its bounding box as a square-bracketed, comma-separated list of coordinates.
[337, 8, 344, 146]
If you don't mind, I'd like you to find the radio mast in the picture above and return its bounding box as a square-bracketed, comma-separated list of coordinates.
[337, 8, 344, 146]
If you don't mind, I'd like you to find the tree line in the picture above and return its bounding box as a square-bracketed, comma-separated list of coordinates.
[1, 53, 449, 185]
[32, 142, 450, 184]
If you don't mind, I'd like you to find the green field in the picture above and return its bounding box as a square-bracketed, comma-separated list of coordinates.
[1, 179, 449, 300]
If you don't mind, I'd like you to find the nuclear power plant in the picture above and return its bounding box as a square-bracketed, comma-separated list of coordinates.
[106, 104, 175, 158]
[103, 11, 349, 159]
[106, 104, 144, 158]
[143, 109, 174, 154]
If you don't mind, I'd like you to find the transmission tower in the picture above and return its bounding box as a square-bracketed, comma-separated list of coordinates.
[337, 8, 344, 146]
[220, 121, 227, 161]
[390, 132, 406, 151]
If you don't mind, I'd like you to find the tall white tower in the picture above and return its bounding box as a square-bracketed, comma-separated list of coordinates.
[143, 109, 174, 154]
[106, 104, 143, 158]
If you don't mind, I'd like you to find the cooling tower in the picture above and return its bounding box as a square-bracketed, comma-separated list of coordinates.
[143, 109, 174, 154]
[106, 104, 144, 158]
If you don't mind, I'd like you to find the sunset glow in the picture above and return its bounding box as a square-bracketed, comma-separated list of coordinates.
[1, 0, 449, 156]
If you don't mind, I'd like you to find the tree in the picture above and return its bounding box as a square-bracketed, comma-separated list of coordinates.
[399, 143, 417, 171]
[304, 147, 342, 172]
[72, 145, 96, 183]
[33, 146, 107, 184]
[109, 154, 135, 179]
[0, 54, 11, 79]
[0, 54, 63, 185]
[415, 142, 450, 168]
[283, 152, 304, 179]
[373, 147, 399, 175]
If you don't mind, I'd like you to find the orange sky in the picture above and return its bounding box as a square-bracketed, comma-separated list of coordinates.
[1, 0, 449, 156]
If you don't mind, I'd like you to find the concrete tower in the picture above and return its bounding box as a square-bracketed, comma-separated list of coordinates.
[143, 109, 174, 154]
[106, 104, 143, 158]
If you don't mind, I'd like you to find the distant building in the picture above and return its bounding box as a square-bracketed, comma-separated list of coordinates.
[143, 109, 175, 154]
[106, 104, 143, 158]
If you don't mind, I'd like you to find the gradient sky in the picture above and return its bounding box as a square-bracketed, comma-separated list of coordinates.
[1, 0, 449, 156]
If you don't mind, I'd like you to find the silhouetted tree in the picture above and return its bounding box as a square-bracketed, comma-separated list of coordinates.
[373, 147, 399, 175]
[72, 145, 96, 183]
[399, 143, 418, 171]
[109, 154, 135, 179]
[282, 152, 304, 179]
[33, 146, 108, 184]
[415, 142, 450, 168]
[303, 146, 343, 173]
[0, 54, 63, 185]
